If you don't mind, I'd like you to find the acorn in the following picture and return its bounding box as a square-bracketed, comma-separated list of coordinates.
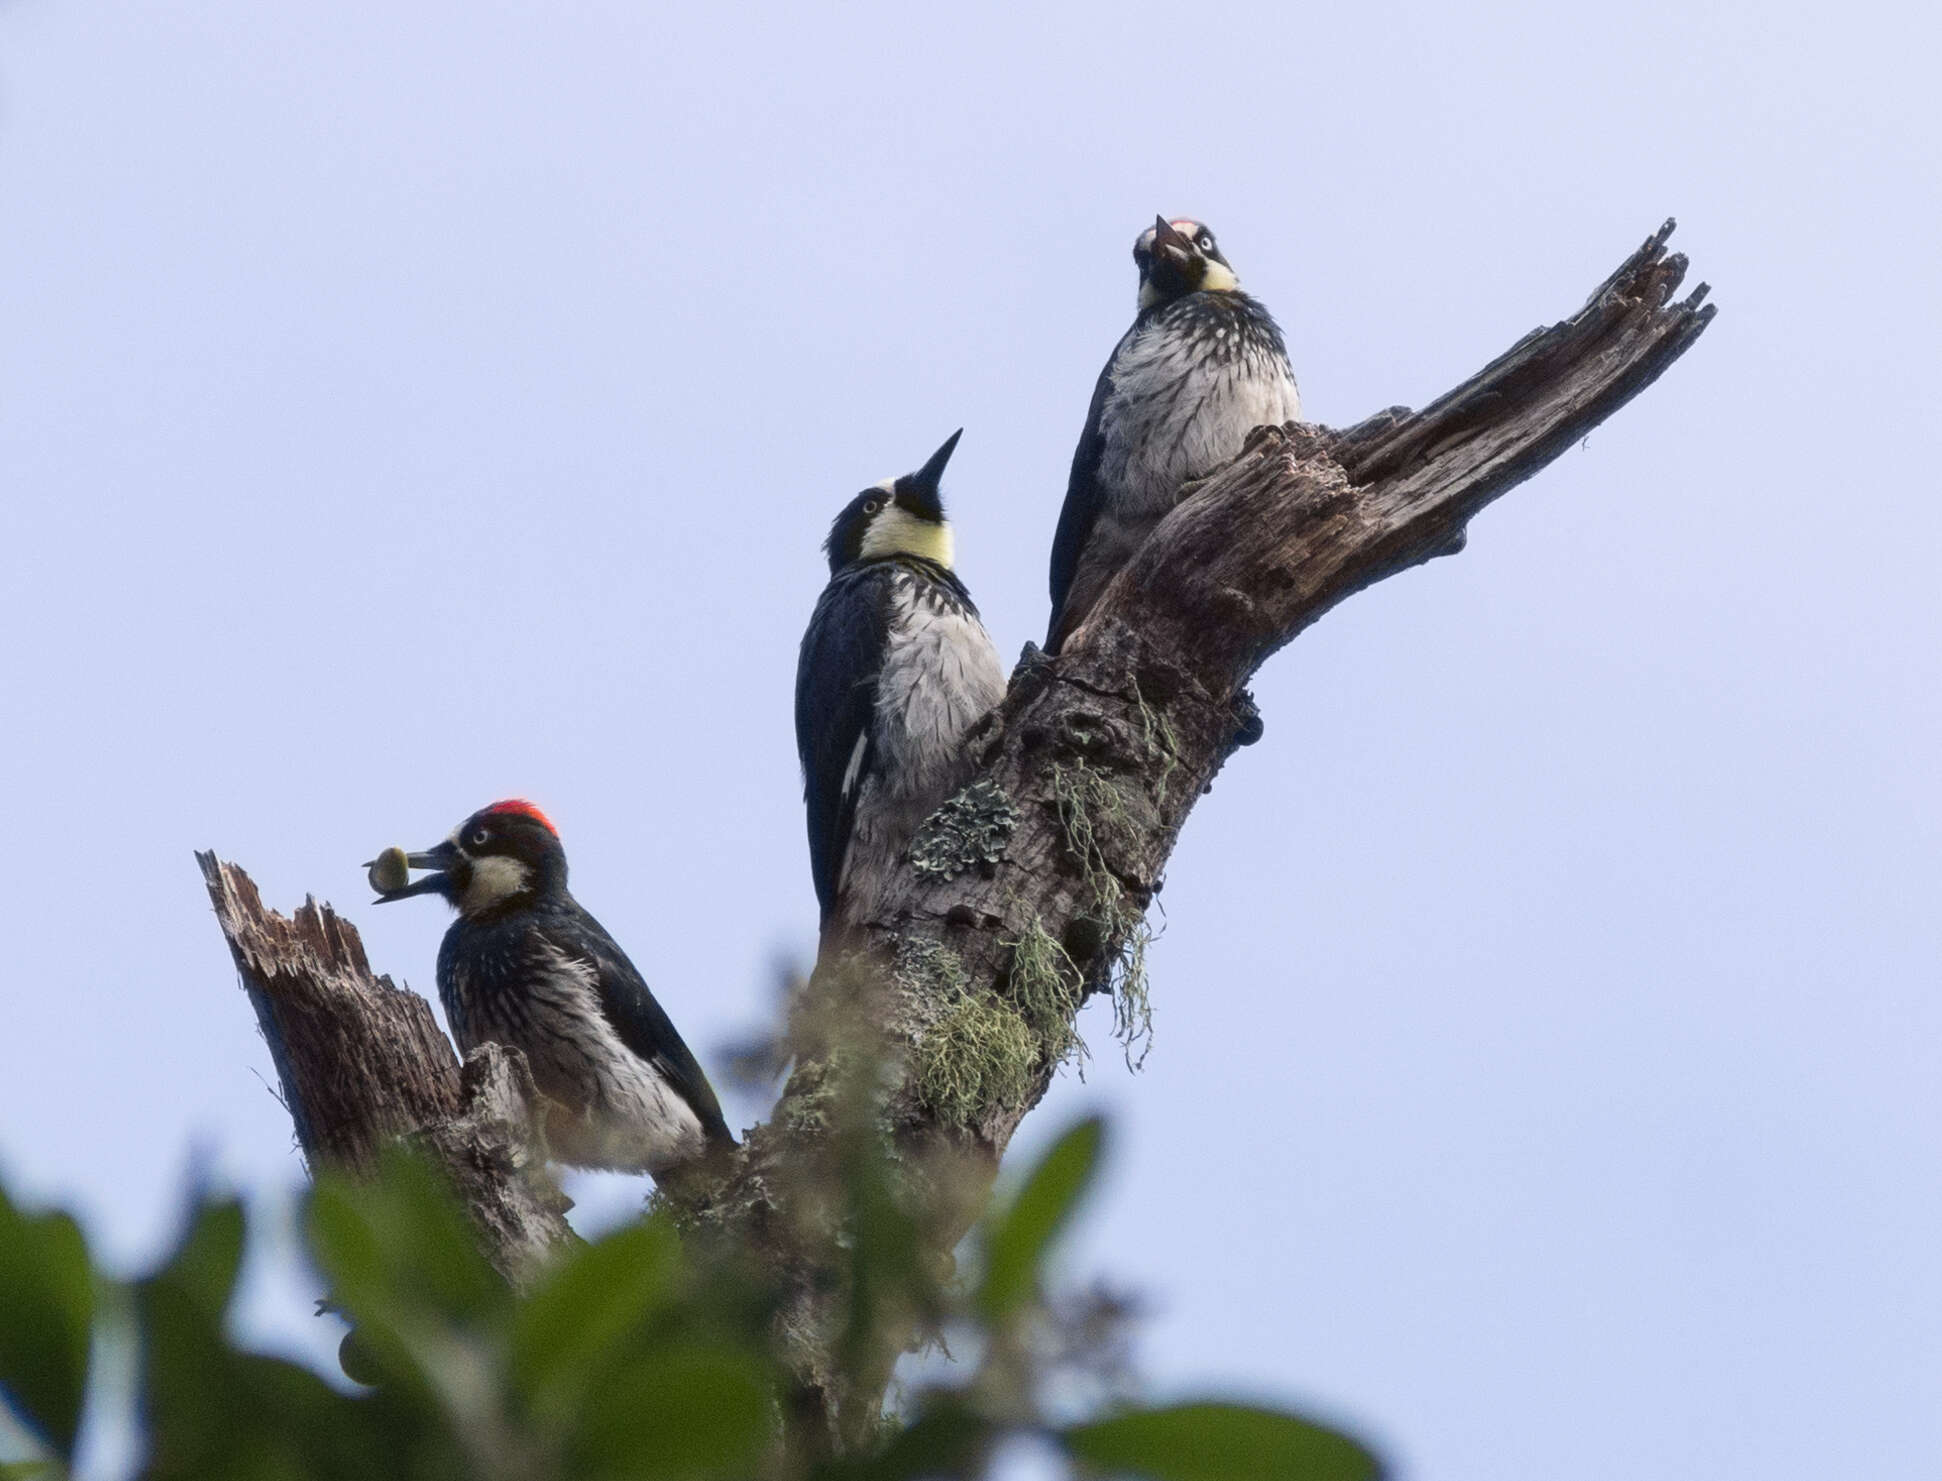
[367, 846, 411, 895]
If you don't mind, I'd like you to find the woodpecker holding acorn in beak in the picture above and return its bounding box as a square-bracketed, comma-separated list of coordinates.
[367, 800, 734, 1177]
[795, 431, 1007, 928]
[1045, 215, 1301, 652]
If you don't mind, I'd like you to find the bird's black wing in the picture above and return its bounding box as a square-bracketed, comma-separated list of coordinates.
[1046, 342, 1124, 651]
[535, 910, 734, 1148]
[795, 565, 892, 923]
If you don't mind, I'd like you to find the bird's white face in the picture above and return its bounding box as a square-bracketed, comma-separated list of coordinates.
[459, 854, 532, 917]
[858, 478, 956, 569]
[449, 823, 535, 918]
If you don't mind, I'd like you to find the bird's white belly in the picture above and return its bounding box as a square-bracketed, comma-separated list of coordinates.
[841, 579, 1005, 898]
[873, 593, 1005, 799]
[533, 1028, 703, 1175]
[469, 952, 705, 1176]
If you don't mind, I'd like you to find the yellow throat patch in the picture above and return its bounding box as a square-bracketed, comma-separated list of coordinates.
[861, 506, 955, 568]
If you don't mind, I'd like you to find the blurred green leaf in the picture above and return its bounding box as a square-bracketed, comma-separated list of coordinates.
[570, 1345, 770, 1480]
[306, 1153, 517, 1440]
[817, 1399, 989, 1481]
[307, 1151, 508, 1332]
[159, 1196, 246, 1317]
[0, 1185, 95, 1458]
[136, 1198, 252, 1479]
[839, 1135, 928, 1383]
[135, 1280, 227, 1477]
[512, 1217, 680, 1420]
[1062, 1402, 1381, 1481]
[306, 1180, 385, 1308]
[221, 1352, 413, 1481]
[976, 1115, 1105, 1321]
[139, 1194, 436, 1481]
[143, 1303, 410, 1481]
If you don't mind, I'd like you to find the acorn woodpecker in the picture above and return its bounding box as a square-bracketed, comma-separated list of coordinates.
[795, 431, 1007, 926]
[368, 799, 734, 1176]
[1045, 215, 1301, 652]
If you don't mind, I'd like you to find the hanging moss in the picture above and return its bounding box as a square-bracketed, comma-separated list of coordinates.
[1000, 914, 1084, 1069]
[912, 991, 1036, 1130]
[1109, 920, 1155, 1070]
[1131, 679, 1182, 804]
[888, 937, 1026, 1129]
[1049, 759, 1156, 1066]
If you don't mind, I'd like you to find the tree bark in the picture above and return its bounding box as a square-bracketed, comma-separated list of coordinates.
[196, 852, 575, 1285]
[200, 221, 1713, 1440]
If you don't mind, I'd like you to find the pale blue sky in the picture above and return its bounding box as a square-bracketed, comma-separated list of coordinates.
[1, 2, 1938, 1477]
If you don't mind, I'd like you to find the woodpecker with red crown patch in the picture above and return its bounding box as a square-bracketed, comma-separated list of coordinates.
[367, 800, 733, 1176]
[1045, 215, 1301, 652]
[795, 431, 1007, 928]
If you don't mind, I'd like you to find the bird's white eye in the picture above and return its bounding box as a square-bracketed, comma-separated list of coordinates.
[469, 827, 490, 848]
[1198, 233, 1215, 251]
[863, 499, 882, 516]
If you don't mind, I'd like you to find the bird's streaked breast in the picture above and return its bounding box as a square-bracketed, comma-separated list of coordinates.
[873, 571, 1005, 789]
[437, 924, 706, 1175]
[1099, 293, 1300, 518]
[835, 565, 1005, 907]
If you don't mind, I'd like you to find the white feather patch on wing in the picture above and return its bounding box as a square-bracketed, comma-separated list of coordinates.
[840, 731, 869, 803]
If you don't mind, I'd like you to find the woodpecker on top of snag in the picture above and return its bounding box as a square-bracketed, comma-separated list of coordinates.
[1044, 214, 1301, 652]
[367, 799, 734, 1178]
[795, 431, 1006, 929]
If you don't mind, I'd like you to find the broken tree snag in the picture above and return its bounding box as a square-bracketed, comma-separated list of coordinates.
[196, 853, 574, 1283]
[197, 852, 457, 1169]
[819, 221, 1716, 1167]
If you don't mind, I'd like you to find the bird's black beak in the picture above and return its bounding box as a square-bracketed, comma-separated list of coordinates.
[910, 428, 962, 494]
[1150, 214, 1197, 268]
[367, 840, 459, 902]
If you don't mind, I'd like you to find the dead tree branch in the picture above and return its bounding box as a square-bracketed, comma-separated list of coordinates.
[196, 852, 574, 1284]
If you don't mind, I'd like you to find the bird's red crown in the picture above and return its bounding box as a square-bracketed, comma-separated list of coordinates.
[483, 798, 558, 836]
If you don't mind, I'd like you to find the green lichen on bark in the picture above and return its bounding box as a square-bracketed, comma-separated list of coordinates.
[909, 780, 1019, 881]
[775, 1049, 849, 1140]
[892, 936, 971, 998]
